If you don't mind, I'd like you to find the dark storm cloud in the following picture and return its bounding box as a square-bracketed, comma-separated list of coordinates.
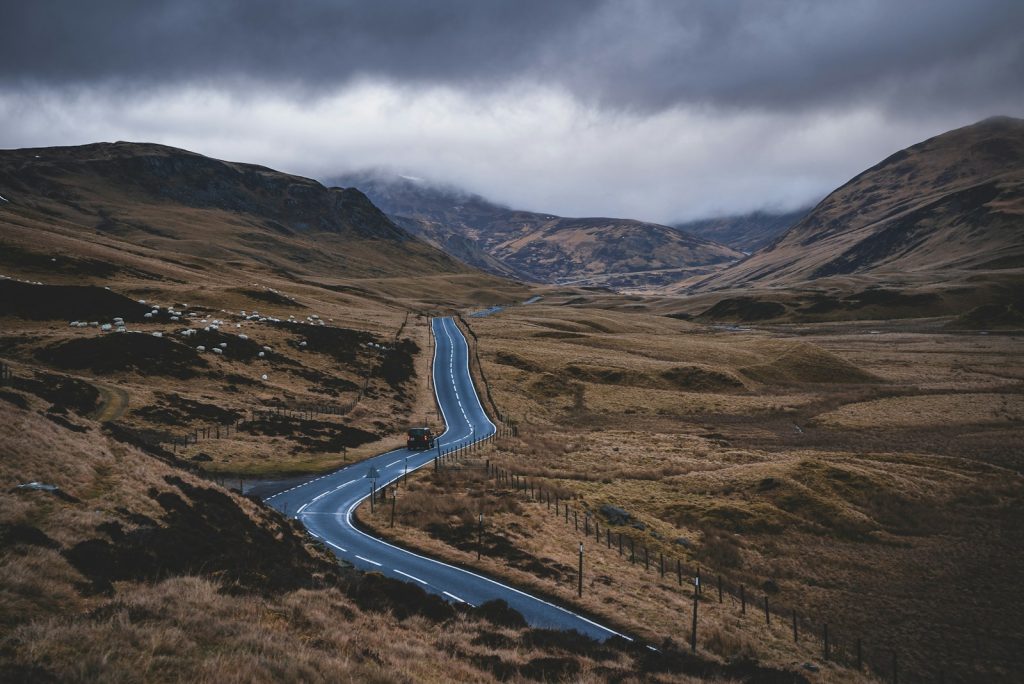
[2, 0, 1022, 113]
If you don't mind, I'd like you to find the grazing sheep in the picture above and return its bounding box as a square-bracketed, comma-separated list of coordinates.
[262, 345, 272, 351]
[171, 316, 180, 321]
[196, 345, 206, 352]
[260, 374, 268, 381]
[212, 348, 223, 355]
[299, 341, 307, 347]
[144, 313, 153, 319]
[258, 351, 265, 358]
[152, 332, 163, 338]
[218, 343, 227, 348]
[100, 323, 112, 331]
[238, 334, 248, 340]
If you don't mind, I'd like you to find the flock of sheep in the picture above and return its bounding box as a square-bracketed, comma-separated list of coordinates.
[61, 284, 393, 384]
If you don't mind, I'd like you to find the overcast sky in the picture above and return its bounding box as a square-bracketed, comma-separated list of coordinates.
[1, 1, 1022, 222]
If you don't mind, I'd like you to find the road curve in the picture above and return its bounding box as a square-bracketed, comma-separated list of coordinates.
[261, 317, 627, 641]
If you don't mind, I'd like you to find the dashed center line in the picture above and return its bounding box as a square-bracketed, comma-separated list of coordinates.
[394, 569, 427, 585]
[355, 555, 382, 567]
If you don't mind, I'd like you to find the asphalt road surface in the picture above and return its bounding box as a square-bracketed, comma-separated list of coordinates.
[262, 317, 628, 641]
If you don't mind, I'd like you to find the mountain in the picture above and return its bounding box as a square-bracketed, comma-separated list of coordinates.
[0, 142, 466, 280]
[692, 116, 1024, 292]
[328, 171, 742, 289]
[673, 207, 812, 253]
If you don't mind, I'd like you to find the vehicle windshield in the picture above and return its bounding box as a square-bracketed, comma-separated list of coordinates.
[408, 428, 430, 436]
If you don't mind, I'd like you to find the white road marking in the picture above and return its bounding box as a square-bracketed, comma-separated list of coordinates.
[385, 459, 401, 467]
[311, 490, 329, 502]
[296, 503, 308, 514]
[443, 591, 466, 603]
[394, 569, 427, 584]
[326, 541, 347, 552]
[356, 555, 382, 567]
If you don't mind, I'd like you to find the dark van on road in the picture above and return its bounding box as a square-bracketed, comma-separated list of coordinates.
[406, 427, 435, 450]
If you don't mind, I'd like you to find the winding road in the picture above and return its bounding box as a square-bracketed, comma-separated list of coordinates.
[260, 317, 627, 641]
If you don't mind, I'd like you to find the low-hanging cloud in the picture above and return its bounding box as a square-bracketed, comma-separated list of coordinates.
[0, 1, 1022, 221]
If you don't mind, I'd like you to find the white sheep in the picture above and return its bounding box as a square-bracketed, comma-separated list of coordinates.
[218, 343, 227, 348]
[213, 348, 223, 355]
[152, 332, 163, 338]
[260, 374, 268, 381]
[197, 345, 206, 352]
[138, 299, 146, 304]
[262, 345, 272, 351]
[100, 323, 112, 331]
[238, 334, 248, 340]
[171, 316, 180, 322]
[299, 341, 307, 347]
[258, 351, 265, 358]
[144, 313, 153, 319]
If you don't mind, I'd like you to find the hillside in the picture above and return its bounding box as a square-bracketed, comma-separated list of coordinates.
[673, 207, 811, 253]
[329, 172, 742, 289]
[692, 117, 1024, 292]
[0, 142, 466, 280]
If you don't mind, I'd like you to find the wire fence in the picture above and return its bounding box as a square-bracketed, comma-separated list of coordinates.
[420, 427, 924, 683]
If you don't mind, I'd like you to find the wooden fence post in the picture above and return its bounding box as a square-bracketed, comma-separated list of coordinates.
[764, 595, 770, 625]
[690, 577, 699, 653]
[740, 586, 746, 614]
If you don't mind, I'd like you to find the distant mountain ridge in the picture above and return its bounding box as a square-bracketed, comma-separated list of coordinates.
[328, 171, 742, 289]
[0, 142, 465, 279]
[692, 116, 1024, 292]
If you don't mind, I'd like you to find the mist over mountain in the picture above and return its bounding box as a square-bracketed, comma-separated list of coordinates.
[693, 116, 1024, 292]
[673, 207, 813, 254]
[328, 170, 740, 289]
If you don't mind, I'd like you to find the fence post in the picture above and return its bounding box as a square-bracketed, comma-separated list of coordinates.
[792, 609, 798, 642]
[478, 513, 483, 561]
[584, 513, 589, 535]
[390, 488, 396, 527]
[690, 576, 699, 653]
[718, 575, 723, 603]
[660, 552, 664, 578]
[618, 533, 623, 556]
[578, 543, 584, 598]
[741, 585, 746, 614]
[677, 559, 682, 586]
[630, 538, 635, 563]
[574, 511, 578, 531]
[764, 595, 770, 625]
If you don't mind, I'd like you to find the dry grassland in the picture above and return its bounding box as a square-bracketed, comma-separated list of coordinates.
[363, 301, 1023, 683]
